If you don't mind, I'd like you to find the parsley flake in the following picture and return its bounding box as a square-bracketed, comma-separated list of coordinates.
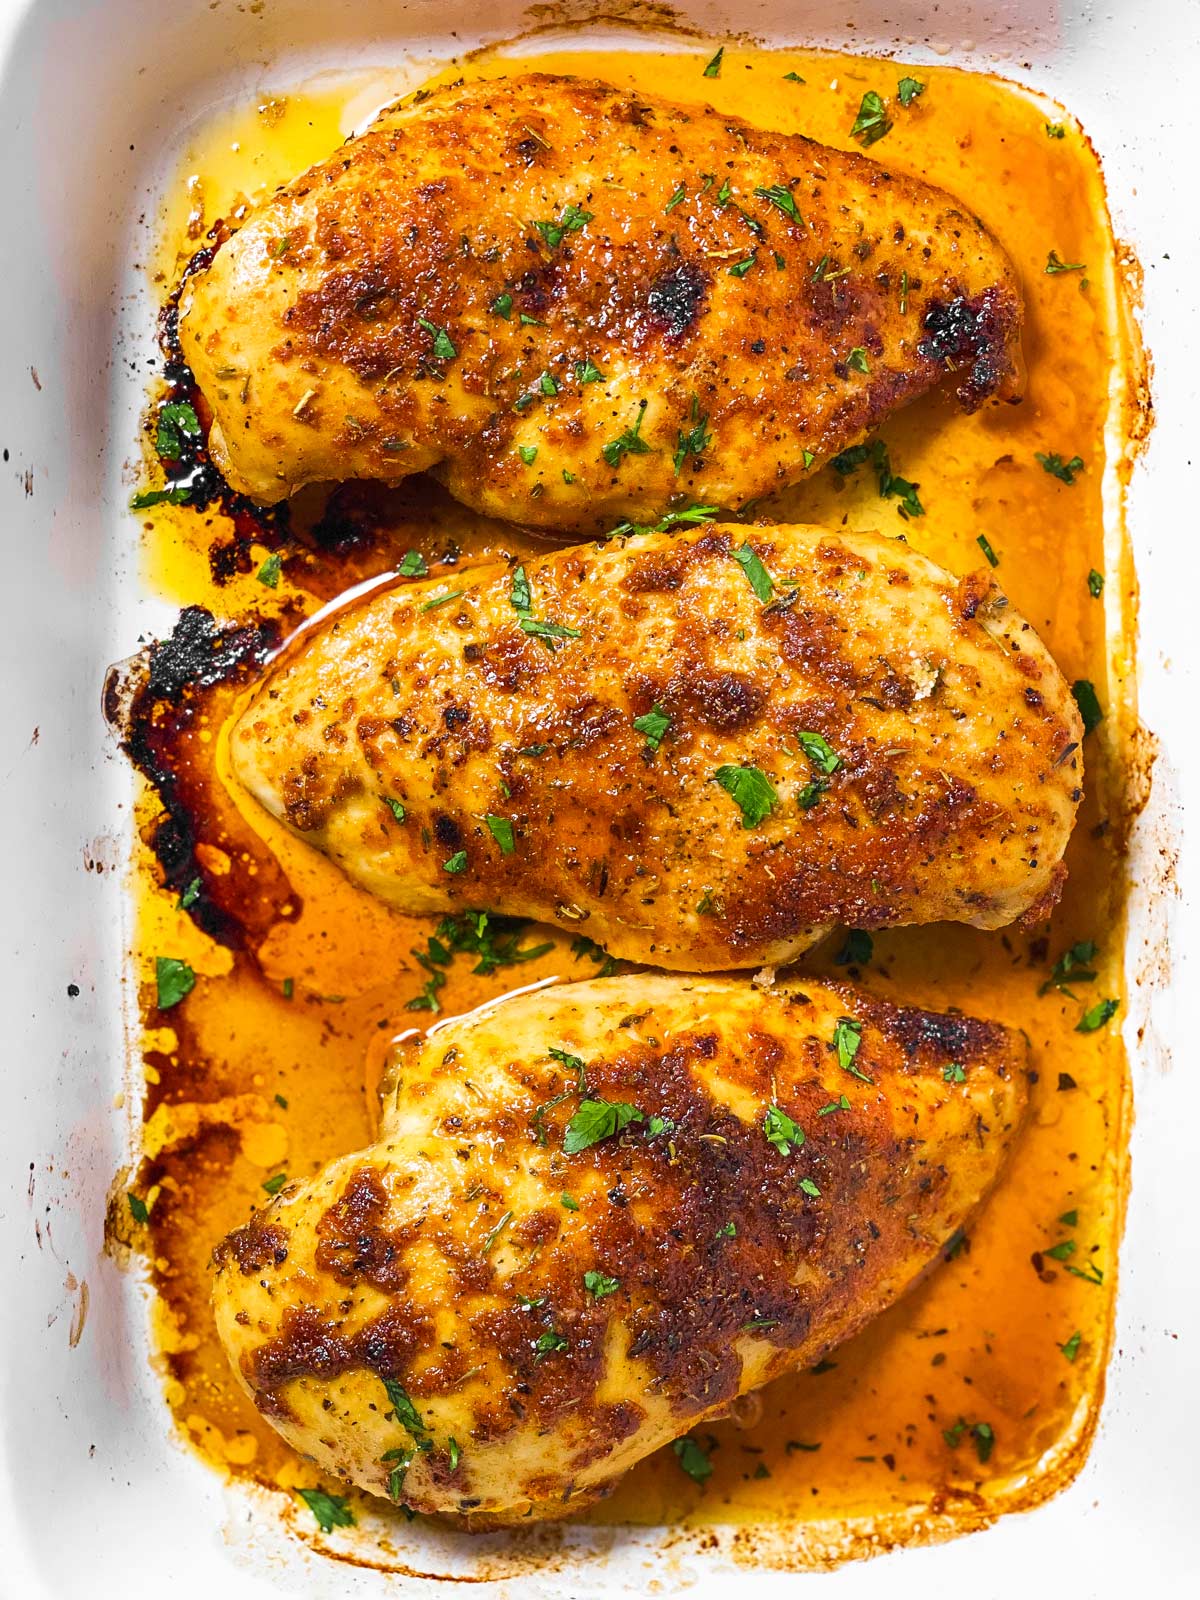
[703, 46, 724, 78]
[563, 1098, 645, 1154]
[847, 347, 870, 374]
[484, 816, 516, 855]
[154, 400, 200, 460]
[262, 1172, 288, 1195]
[673, 1436, 714, 1481]
[943, 1062, 966, 1084]
[534, 1329, 569, 1359]
[763, 1103, 805, 1156]
[443, 850, 468, 874]
[128, 1192, 149, 1224]
[575, 356, 604, 384]
[1072, 679, 1104, 734]
[897, 76, 925, 106]
[602, 400, 651, 468]
[850, 90, 891, 145]
[799, 1177, 821, 1198]
[296, 1488, 355, 1533]
[714, 764, 778, 828]
[976, 533, 1000, 567]
[834, 1017, 872, 1083]
[584, 1269, 620, 1298]
[674, 394, 713, 475]
[1045, 250, 1086, 275]
[398, 549, 428, 578]
[417, 317, 456, 361]
[1076, 997, 1119, 1033]
[665, 183, 687, 213]
[797, 731, 840, 775]
[731, 541, 774, 601]
[155, 956, 195, 1011]
[256, 552, 283, 588]
[490, 292, 513, 319]
[534, 202, 593, 250]
[633, 704, 671, 754]
[1088, 568, 1105, 598]
[754, 183, 804, 225]
[1060, 1329, 1083, 1362]
[1036, 451, 1085, 484]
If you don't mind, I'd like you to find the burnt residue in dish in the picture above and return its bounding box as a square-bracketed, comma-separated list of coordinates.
[104, 604, 295, 950]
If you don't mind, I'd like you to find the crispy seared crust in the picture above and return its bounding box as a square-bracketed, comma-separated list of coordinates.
[229, 523, 1083, 969]
[212, 974, 1029, 1525]
[179, 73, 1023, 530]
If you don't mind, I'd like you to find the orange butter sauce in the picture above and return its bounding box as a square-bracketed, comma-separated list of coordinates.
[123, 37, 1137, 1561]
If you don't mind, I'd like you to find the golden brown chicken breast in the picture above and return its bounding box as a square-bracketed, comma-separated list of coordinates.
[212, 973, 1029, 1525]
[229, 523, 1082, 970]
[178, 73, 1023, 532]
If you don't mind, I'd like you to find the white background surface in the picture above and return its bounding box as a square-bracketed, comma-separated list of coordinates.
[1, 2, 1197, 1595]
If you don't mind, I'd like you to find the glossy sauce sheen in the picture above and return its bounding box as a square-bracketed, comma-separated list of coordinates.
[120, 42, 1135, 1563]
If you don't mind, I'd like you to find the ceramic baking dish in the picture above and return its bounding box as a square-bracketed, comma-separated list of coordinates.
[1, 1, 1197, 1594]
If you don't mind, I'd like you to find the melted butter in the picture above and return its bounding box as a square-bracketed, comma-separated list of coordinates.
[128, 39, 1137, 1560]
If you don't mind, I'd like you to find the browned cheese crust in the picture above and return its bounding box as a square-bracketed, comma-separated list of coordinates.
[229, 523, 1083, 970]
[212, 974, 1028, 1525]
[179, 73, 1023, 530]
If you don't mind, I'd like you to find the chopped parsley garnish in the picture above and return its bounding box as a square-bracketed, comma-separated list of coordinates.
[1040, 939, 1098, 997]
[602, 400, 651, 468]
[673, 1436, 714, 1481]
[561, 1193, 580, 1210]
[448, 1438, 460, 1470]
[420, 588, 466, 611]
[673, 394, 713, 475]
[575, 356, 604, 384]
[490, 292, 513, 319]
[606, 504, 720, 539]
[128, 1192, 149, 1224]
[179, 877, 201, 911]
[405, 910, 552, 1012]
[481, 1209, 514, 1255]
[1072, 679, 1104, 734]
[897, 76, 925, 106]
[443, 851, 468, 874]
[797, 780, 828, 811]
[754, 183, 803, 224]
[584, 1269, 620, 1298]
[799, 1177, 821, 1198]
[1060, 1329, 1083, 1362]
[1045, 250, 1086, 275]
[633, 704, 671, 754]
[510, 566, 532, 614]
[563, 1098, 645, 1154]
[534, 202, 593, 250]
[417, 317, 456, 361]
[155, 956, 195, 1010]
[281, 980, 293, 1002]
[830, 437, 923, 518]
[847, 347, 870, 374]
[382, 1377, 426, 1435]
[797, 731, 840, 775]
[296, 1488, 355, 1533]
[484, 815, 516, 855]
[665, 183, 687, 213]
[1036, 451, 1085, 484]
[784, 71, 806, 83]
[728, 252, 758, 278]
[835, 930, 873, 966]
[518, 443, 539, 465]
[539, 372, 559, 396]
[763, 1103, 805, 1156]
[1076, 997, 1119, 1033]
[1045, 122, 1066, 139]
[519, 616, 582, 646]
[818, 1095, 852, 1116]
[1045, 1239, 1076, 1261]
[1088, 568, 1105, 598]
[155, 400, 200, 460]
[398, 549, 428, 578]
[976, 533, 999, 567]
[702, 46, 724, 78]
[262, 1172, 288, 1195]
[1059, 1208, 1079, 1226]
[131, 486, 192, 510]
[256, 552, 283, 588]
[714, 764, 778, 828]
[943, 1419, 994, 1464]
[731, 541, 774, 601]
[834, 1017, 872, 1083]
[943, 1062, 966, 1084]
[534, 1329, 569, 1359]
[716, 1221, 737, 1239]
[850, 90, 891, 145]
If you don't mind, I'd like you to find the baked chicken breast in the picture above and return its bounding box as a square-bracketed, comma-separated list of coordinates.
[229, 523, 1083, 970]
[178, 73, 1023, 532]
[212, 973, 1028, 1525]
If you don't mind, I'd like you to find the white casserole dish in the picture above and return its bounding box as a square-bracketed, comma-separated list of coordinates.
[0, 1, 1196, 1593]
